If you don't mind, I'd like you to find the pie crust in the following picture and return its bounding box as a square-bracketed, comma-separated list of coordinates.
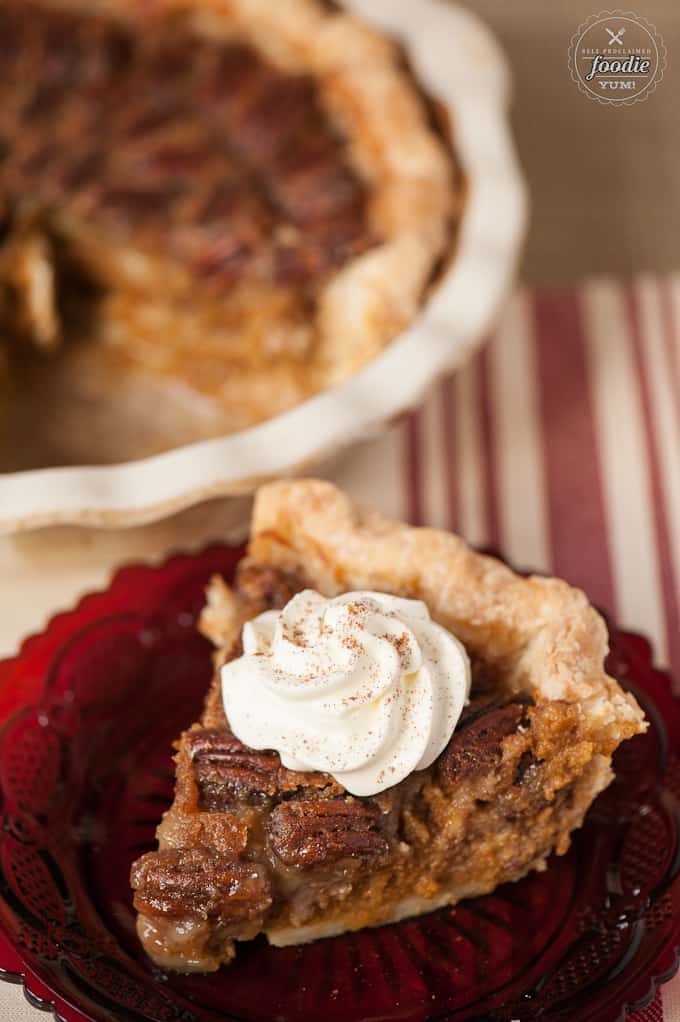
[0, 0, 458, 460]
[130, 480, 645, 971]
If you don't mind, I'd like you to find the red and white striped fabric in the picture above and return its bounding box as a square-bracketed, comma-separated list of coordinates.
[332, 273, 680, 1019]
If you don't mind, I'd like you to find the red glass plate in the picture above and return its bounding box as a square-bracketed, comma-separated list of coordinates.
[0, 545, 678, 1022]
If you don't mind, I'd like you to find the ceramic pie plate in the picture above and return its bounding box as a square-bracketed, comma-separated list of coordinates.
[0, 544, 678, 1022]
[0, 0, 527, 535]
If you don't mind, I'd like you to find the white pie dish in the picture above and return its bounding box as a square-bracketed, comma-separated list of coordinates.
[0, 0, 527, 535]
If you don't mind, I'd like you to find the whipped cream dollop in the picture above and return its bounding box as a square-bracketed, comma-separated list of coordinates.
[220, 589, 471, 796]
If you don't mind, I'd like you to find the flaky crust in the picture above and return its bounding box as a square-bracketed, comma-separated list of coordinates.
[100, 0, 457, 384]
[207, 479, 645, 754]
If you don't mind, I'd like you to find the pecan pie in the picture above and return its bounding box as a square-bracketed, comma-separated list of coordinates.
[130, 480, 646, 971]
[0, 0, 458, 463]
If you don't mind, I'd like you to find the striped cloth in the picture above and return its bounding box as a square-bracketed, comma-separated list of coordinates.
[331, 273, 680, 1019]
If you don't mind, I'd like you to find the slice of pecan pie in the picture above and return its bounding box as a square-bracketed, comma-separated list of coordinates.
[0, 0, 458, 461]
[130, 480, 646, 972]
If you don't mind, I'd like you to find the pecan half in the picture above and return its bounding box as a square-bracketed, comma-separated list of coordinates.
[267, 798, 389, 868]
[187, 729, 280, 809]
[437, 698, 530, 787]
[130, 847, 271, 922]
[187, 727, 343, 809]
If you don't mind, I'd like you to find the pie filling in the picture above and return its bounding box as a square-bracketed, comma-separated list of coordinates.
[130, 560, 614, 973]
[0, 0, 373, 308]
[1, 0, 415, 458]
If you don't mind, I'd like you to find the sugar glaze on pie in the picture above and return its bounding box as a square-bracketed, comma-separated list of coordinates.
[130, 480, 646, 972]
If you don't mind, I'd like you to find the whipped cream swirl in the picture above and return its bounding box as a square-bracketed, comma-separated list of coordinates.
[220, 589, 470, 796]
